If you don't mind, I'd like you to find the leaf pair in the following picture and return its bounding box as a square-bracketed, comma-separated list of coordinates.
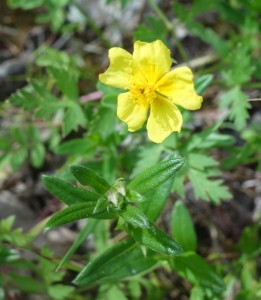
[43, 155, 185, 285]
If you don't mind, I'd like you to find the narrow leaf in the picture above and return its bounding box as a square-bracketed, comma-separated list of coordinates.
[70, 165, 110, 195]
[74, 238, 157, 286]
[43, 175, 100, 206]
[45, 203, 114, 231]
[128, 223, 183, 258]
[194, 74, 213, 95]
[56, 219, 98, 270]
[128, 155, 184, 195]
[172, 252, 225, 292]
[141, 178, 174, 222]
[120, 205, 150, 229]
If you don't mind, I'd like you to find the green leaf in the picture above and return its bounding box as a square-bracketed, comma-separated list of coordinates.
[198, 132, 235, 149]
[9, 274, 45, 293]
[70, 165, 110, 195]
[141, 178, 173, 222]
[53, 137, 97, 156]
[173, 252, 225, 292]
[10, 147, 27, 170]
[121, 205, 183, 257]
[74, 239, 157, 286]
[194, 74, 213, 95]
[171, 201, 197, 251]
[128, 155, 184, 195]
[45, 203, 114, 231]
[184, 114, 229, 152]
[188, 153, 218, 171]
[0, 246, 19, 264]
[220, 87, 250, 131]
[31, 143, 45, 168]
[56, 219, 98, 270]
[128, 222, 183, 258]
[90, 106, 116, 140]
[190, 286, 204, 300]
[0, 215, 16, 232]
[8, 0, 44, 10]
[107, 285, 128, 300]
[238, 224, 261, 256]
[188, 168, 231, 204]
[63, 103, 86, 136]
[120, 205, 150, 229]
[43, 175, 100, 206]
[49, 66, 78, 100]
[47, 284, 74, 300]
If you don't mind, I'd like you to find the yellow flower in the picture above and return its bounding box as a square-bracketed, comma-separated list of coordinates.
[99, 40, 203, 143]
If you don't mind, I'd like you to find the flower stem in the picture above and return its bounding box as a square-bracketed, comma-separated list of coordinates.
[147, 0, 189, 63]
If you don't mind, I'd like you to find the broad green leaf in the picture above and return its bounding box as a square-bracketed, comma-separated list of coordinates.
[56, 219, 98, 270]
[173, 252, 225, 292]
[128, 155, 184, 195]
[194, 74, 213, 95]
[45, 203, 114, 230]
[74, 239, 158, 286]
[171, 201, 197, 251]
[141, 178, 173, 222]
[43, 176, 100, 206]
[70, 165, 110, 195]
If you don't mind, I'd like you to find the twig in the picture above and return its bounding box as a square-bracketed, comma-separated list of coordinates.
[80, 91, 103, 103]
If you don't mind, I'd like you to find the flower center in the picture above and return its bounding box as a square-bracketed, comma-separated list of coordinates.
[130, 79, 156, 106]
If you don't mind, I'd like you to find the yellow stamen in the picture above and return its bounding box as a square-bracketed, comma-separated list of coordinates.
[130, 79, 156, 106]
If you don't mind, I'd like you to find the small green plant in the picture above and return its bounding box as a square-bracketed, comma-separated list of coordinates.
[1, 0, 260, 299]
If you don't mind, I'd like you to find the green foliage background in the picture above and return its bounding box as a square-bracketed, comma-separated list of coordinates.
[0, 0, 260, 299]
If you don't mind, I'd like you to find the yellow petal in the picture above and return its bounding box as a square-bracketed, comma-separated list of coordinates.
[133, 40, 172, 84]
[155, 66, 203, 110]
[99, 48, 134, 89]
[117, 92, 149, 132]
[147, 96, 182, 143]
